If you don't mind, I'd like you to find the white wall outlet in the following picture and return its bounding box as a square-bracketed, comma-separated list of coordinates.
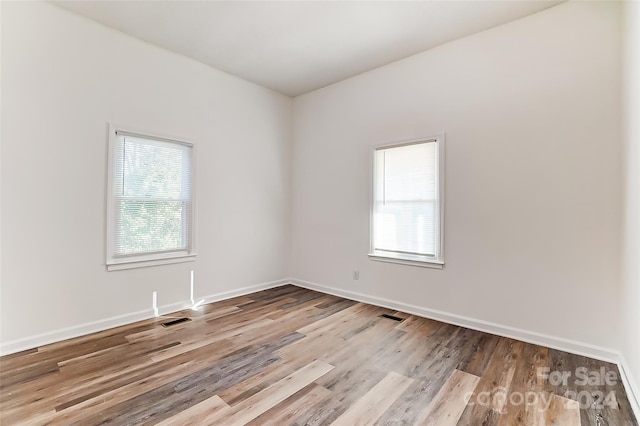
[353, 270, 360, 280]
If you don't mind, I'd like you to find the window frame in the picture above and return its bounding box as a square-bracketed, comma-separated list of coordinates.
[106, 123, 197, 271]
[368, 135, 445, 269]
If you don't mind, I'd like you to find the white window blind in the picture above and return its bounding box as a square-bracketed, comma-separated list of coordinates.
[371, 138, 444, 265]
[107, 128, 194, 269]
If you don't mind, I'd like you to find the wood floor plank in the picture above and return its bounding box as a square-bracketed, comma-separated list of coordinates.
[50, 333, 304, 425]
[457, 338, 524, 424]
[248, 285, 305, 301]
[150, 318, 275, 362]
[376, 335, 467, 425]
[544, 394, 581, 426]
[455, 333, 501, 377]
[217, 360, 295, 406]
[235, 296, 297, 313]
[22, 342, 240, 424]
[0, 286, 636, 426]
[315, 296, 356, 311]
[418, 369, 481, 426]
[154, 395, 230, 426]
[394, 315, 442, 335]
[0, 360, 59, 389]
[373, 322, 460, 387]
[207, 359, 334, 425]
[246, 383, 332, 425]
[296, 302, 369, 336]
[338, 306, 397, 341]
[55, 343, 221, 407]
[544, 349, 638, 426]
[0, 408, 56, 426]
[50, 338, 235, 411]
[496, 343, 549, 426]
[330, 371, 414, 426]
[57, 337, 181, 377]
[276, 330, 347, 370]
[294, 352, 390, 424]
[278, 290, 327, 310]
[124, 306, 241, 343]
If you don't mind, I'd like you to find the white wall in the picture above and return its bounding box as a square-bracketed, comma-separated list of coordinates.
[0, 2, 292, 347]
[622, 0, 640, 404]
[291, 1, 623, 350]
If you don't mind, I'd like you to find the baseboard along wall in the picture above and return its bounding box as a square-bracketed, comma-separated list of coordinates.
[0, 278, 291, 356]
[289, 278, 640, 422]
[1, 276, 637, 421]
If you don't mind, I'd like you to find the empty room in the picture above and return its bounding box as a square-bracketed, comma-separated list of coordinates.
[1, 0, 639, 425]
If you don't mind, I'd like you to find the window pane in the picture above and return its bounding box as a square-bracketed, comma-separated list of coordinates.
[374, 201, 436, 256]
[373, 141, 438, 258]
[115, 135, 190, 200]
[110, 131, 193, 260]
[116, 200, 188, 255]
[383, 142, 435, 201]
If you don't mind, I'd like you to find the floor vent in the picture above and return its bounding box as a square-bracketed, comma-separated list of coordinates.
[380, 314, 404, 322]
[161, 317, 191, 328]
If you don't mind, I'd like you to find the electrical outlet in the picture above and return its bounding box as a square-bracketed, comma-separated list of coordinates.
[353, 270, 360, 280]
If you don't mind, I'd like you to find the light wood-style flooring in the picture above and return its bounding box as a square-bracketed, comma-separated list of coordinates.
[0, 285, 637, 425]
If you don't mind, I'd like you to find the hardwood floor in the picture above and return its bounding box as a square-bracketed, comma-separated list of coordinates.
[0, 285, 637, 425]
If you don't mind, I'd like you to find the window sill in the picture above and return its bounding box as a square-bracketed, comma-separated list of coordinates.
[107, 254, 197, 271]
[368, 253, 444, 269]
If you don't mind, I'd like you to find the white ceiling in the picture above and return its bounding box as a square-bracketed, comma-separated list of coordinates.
[54, 1, 563, 97]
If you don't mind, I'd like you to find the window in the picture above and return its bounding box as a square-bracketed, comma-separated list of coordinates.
[369, 136, 444, 268]
[106, 125, 195, 270]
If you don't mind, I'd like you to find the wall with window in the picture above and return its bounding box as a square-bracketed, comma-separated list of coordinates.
[0, 2, 292, 346]
[1, 1, 633, 394]
[291, 1, 623, 350]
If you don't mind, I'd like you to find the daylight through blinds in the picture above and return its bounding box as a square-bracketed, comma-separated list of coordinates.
[373, 141, 437, 257]
[112, 133, 192, 257]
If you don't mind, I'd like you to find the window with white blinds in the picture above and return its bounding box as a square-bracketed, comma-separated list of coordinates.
[370, 137, 444, 267]
[107, 126, 195, 270]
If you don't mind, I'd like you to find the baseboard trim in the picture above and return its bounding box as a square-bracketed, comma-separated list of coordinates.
[1, 276, 637, 421]
[0, 308, 155, 356]
[618, 355, 640, 422]
[289, 277, 640, 420]
[290, 278, 618, 361]
[198, 279, 290, 306]
[0, 278, 289, 356]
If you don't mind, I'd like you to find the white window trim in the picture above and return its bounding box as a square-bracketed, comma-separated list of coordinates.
[368, 134, 445, 269]
[106, 123, 197, 271]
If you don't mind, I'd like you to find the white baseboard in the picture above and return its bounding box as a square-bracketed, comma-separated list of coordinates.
[1, 275, 637, 422]
[618, 355, 640, 422]
[0, 278, 289, 356]
[198, 278, 290, 306]
[290, 278, 619, 362]
[0, 308, 156, 356]
[290, 277, 640, 421]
